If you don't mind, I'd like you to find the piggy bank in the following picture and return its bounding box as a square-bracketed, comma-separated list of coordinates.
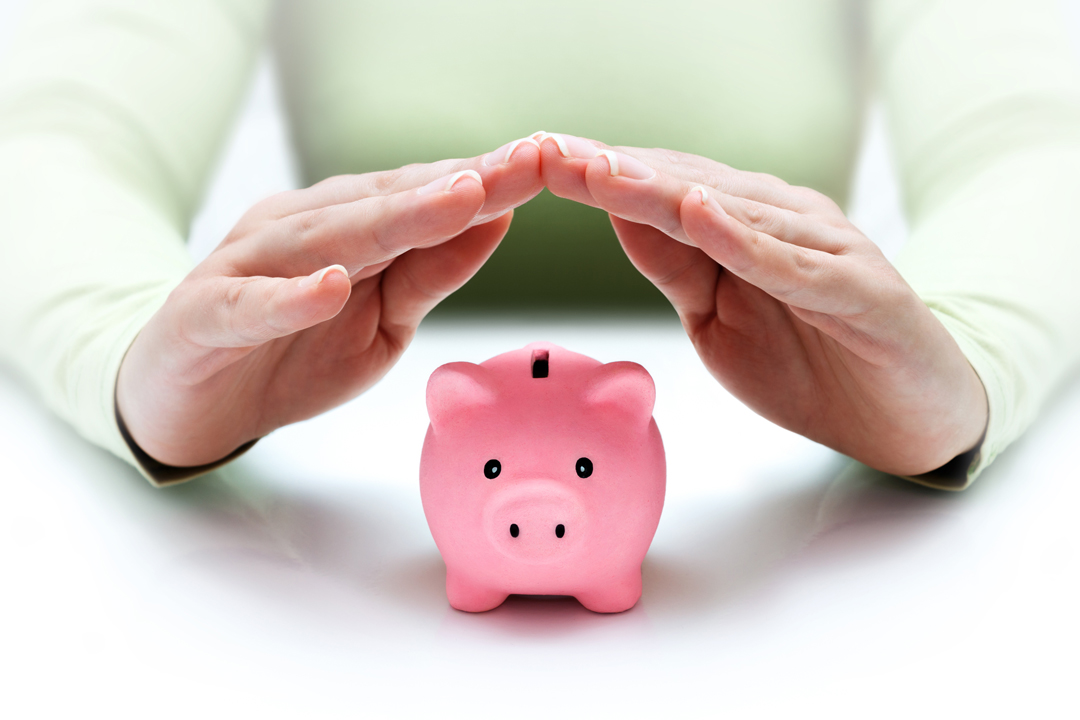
[419, 342, 665, 613]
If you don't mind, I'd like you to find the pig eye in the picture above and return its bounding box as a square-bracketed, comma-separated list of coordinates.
[576, 457, 593, 478]
[484, 459, 501, 479]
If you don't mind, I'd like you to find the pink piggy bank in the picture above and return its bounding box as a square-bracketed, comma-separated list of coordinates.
[419, 342, 665, 613]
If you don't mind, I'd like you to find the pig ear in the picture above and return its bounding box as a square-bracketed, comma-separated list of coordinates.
[426, 362, 496, 429]
[585, 362, 655, 424]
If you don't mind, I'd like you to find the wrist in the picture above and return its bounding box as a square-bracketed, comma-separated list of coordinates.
[115, 395, 257, 486]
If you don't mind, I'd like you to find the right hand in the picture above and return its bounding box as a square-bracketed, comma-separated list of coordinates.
[537, 134, 987, 477]
[117, 137, 543, 468]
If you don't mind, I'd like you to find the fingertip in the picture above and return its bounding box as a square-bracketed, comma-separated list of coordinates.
[596, 149, 619, 177]
[680, 190, 757, 272]
[589, 149, 654, 180]
[450, 169, 483, 189]
[541, 136, 604, 204]
[320, 264, 353, 295]
[482, 136, 541, 168]
[448, 170, 487, 207]
[296, 264, 352, 316]
[416, 169, 485, 196]
[412, 169, 487, 229]
[282, 266, 351, 328]
[681, 185, 729, 229]
[478, 138, 542, 202]
[298, 263, 349, 289]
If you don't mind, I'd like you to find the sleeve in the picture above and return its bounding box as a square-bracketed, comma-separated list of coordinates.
[0, 0, 272, 485]
[869, 0, 1080, 488]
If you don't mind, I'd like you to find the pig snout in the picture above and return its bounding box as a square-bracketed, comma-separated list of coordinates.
[483, 480, 586, 564]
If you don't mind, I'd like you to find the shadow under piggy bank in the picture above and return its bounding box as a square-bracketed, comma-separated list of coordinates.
[437, 593, 652, 641]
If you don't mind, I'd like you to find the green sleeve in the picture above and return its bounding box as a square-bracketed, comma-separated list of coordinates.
[872, 0, 1080, 487]
[0, 0, 271, 484]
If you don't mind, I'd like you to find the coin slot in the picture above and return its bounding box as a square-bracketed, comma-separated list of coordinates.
[531, 350, 549, 379]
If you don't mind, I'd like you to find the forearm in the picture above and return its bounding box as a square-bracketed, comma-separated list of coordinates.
[874, 0, 1080, 485]
[0, 134, 188, 468]
[0, 0, 271, 482]
[896, 144, 1080, 485]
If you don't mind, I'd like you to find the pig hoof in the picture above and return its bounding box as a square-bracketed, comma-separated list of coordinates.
[574, 592, 640, 614]
[575, 574, 642, 613]
[446, 576, 508, 612]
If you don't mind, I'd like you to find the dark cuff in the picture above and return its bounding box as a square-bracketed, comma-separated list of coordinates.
[903, 429, 986, 491]
[115, 405, 258, 487]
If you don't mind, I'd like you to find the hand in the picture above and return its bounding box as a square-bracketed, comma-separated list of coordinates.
[117, 137, 544, 467]
[537, 133, 987, 476]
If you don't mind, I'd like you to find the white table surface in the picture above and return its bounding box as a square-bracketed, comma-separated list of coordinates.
[3, 317, 1079, 718]
[3, 1, 1080, 716]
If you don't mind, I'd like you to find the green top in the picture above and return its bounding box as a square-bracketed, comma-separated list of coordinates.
[1, 0, 1079, 486]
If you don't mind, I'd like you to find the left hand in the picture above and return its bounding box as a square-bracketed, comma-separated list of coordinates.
[117, 139, 543, 468]
[535, 132, 987, 476]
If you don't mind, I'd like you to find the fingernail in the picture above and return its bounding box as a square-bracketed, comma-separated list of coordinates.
[417, 169, 483, 195]
[692, 185, 727, 216]
[483, 137, 541, 166]
[537, 132, 599, 159]
[597, 150, 654, 179]
[299, 264, 348, 288]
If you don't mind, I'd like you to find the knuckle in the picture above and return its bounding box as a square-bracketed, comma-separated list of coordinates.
[291, 208, 344, 267]
[792, 246, 821, 275]
[223, 280, 247, 314]
[741, 201, 769, 229]
[222, 284, 254, 340]
[371, 168, 403, 194]
[314, 174, 372, 202]
[295, 206, 328, 239]
[224, 279, 280, 343]
[367, 220, 394, 256]
[659, 148, 688, 166]
[729, 230, 765, 273]
[704, 172, 727, 189]
[774, 246, 823, 294]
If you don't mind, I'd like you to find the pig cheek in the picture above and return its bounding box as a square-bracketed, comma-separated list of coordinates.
[419, 430, 496, 568]
[579, 420, 665, 561]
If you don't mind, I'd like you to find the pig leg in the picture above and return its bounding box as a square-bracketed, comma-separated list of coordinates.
[575, 569, 643, 613]
[445, 571, 508, 612]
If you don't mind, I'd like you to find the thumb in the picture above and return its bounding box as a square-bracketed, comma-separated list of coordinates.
[181, 265, 352, 349]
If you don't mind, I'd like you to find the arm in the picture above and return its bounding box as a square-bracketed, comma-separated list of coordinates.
[537, 133, 988, 481]
[873, 0, 1080, 485]
[0, 0, 546, 484]
[0, 0, 272, 481]
[536, 0, 1080, 488]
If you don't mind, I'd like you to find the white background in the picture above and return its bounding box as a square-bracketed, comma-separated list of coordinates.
[2, 2, 1079, 717]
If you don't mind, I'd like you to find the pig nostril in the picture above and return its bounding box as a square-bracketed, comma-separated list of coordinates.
[510, 523, 519, 538]
[555, 524, 565, 538]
